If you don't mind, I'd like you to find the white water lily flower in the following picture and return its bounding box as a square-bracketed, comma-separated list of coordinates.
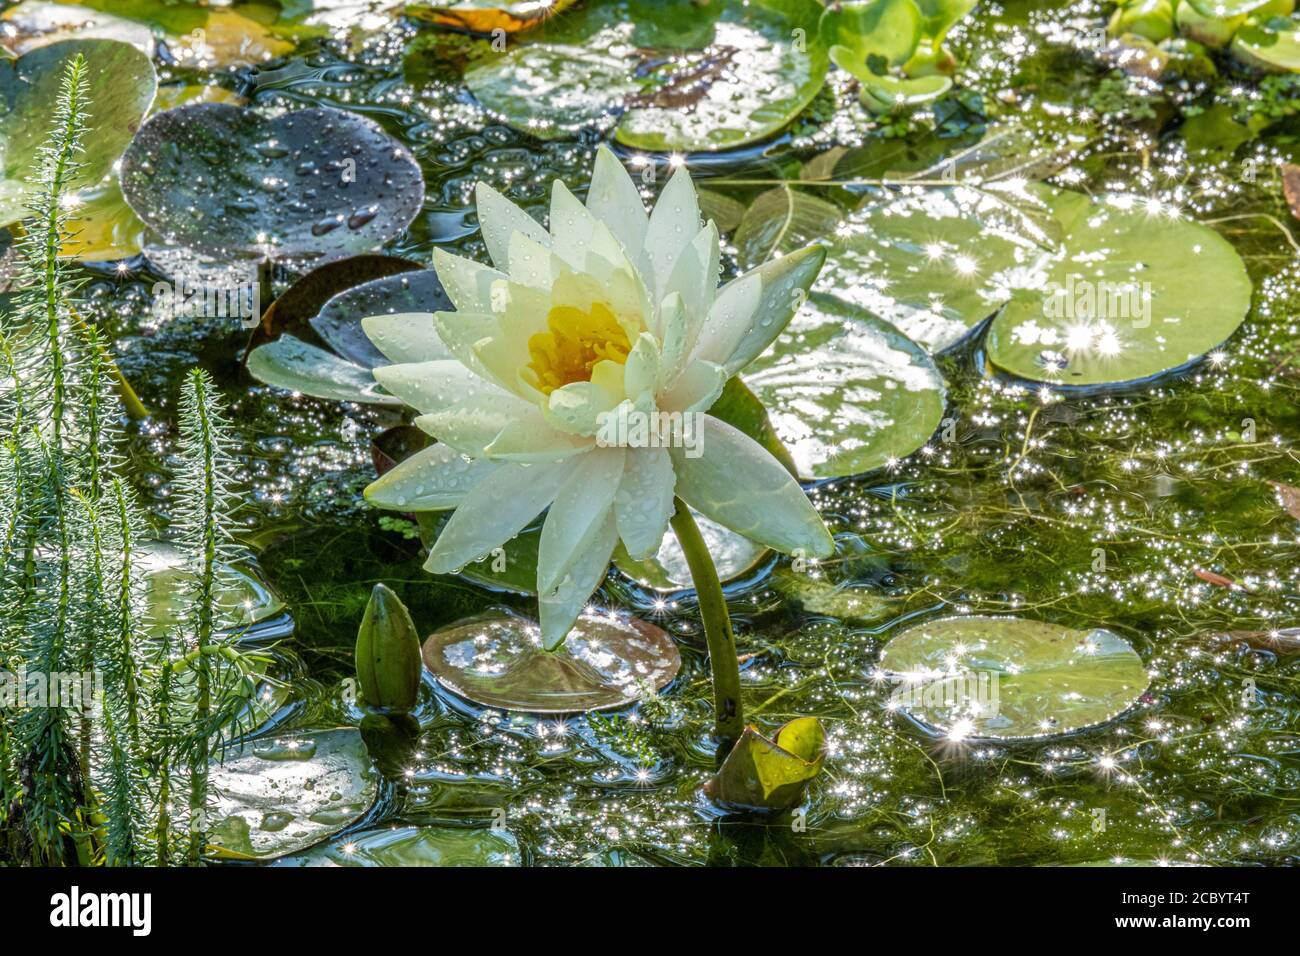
[362, 145, 833, 648]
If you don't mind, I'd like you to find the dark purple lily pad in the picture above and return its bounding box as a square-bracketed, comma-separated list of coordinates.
[423, 609, 681, 714]
[120, 103, 424, 263]
[312, 269, 451, 369]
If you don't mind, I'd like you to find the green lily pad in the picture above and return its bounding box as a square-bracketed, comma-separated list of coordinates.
[272, 825, 521, 866]
[406, 0, 579, 32]
[914, 0, 978, 45]
[462, 0, 830, 152]
[819, 0, 923, 69]
[120, 104, 424, 263]
[816, 184, 1054, 353]
[703, 716, 826, 812]
[422, 609, 681, 713]
[0, 2, 156, 56]
[617, 0, 829, 152]
[56, 0, 297, 68]
[139, 540, 289, 640]
[207, 729, 378, 859]
[733, 185, 843, 269]
[879, 615, 1150, 740]
[1186, 0, 1278, 16]
[613, 508, 769, 591]
[856, 71, 952, 111]
[741, 294, 947, 479]
[1231, 19, 1300, 73]
[0, 38, 156, 227]
[986, 187, 1253, 386]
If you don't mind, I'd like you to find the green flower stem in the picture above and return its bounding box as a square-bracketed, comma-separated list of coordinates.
[669, 500, 744, 747]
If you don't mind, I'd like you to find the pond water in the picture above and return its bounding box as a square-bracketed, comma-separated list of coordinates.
[32, 0, 1300, 865]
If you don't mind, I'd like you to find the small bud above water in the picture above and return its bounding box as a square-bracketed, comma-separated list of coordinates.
[355, 583, 422, 712]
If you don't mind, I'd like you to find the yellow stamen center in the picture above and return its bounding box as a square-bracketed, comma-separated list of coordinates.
[526, 301, 630, 394]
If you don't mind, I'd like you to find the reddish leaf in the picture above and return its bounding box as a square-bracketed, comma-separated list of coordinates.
[1194, 568, 1239, 589]
[1269, 480, 1300, 520]
[1284, 163, 1300, 222]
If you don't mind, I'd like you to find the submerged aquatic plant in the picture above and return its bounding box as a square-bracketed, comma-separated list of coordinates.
[361, 145, 833, 741]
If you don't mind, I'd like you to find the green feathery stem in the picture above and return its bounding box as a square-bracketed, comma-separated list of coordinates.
[175, 367, 239, 865]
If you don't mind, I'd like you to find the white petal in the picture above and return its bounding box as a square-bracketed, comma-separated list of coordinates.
[372, 359, 524, 417]
[643, 167, 701, 300]
[662, 222, 719, 332]
[586, 144, 648, 261]
[424, 460, 571, 574]
[361, 312, 454, 364]
[723, 245, 826, 375]
[475, 181, 549, 272]
[434, 310, 509, 388]
[671, 415, 833, 558]
[656, 292, 692, 391]
[507, 229, 560, 290]
[614, 446, 676, 560]
[537, 447, 624, 595]
[365, 443, 498, 512]
[484, 412, 594, 462]
[689, 270, 762, 370]
[623, 332, 660, 402]
[538, 512, 617, 650]
[431, 247, 506, 314]
[543, 360, 624, 435]
[658, 359, 726, 414]
[549, 180, 598, 270]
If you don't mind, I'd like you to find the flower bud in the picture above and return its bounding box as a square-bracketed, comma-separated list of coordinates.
[355, 583, 422, 712]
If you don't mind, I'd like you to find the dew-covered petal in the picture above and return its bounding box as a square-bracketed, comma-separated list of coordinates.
[690, 270, 762, 369]
[361, 312, 454, 365]
[623, 332, 660, 402]
[722, 245, 826, 375]
[614, 446, 677, 561]
[434, 310, 510, 388]
[476, 181, 549, 273]
[662, 222, 719, 332]
[506, 229, 561, 290]
[538, 447, 625, 595]
[586, 145, 648, 261]
[549, 180, 599, 271]
[544, 361, 625, 435]
[372, 359, 525, 417]
[364, 443, 499, 512]
[658, 359, 727, 414]
[431, 247, 507, 314]
[643, 168, 701, 300]
[671, 415, 832, 558]
[484, 412, 595, 462]
[425, 460, 573, 574]
[539, 511, 618, 650]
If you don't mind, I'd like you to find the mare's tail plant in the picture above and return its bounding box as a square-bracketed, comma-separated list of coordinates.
[172, 367, 244, 865]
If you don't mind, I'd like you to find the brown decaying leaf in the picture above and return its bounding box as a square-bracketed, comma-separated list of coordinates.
[1283, 163, 1300, 222]
[1269, 480, 1300, 520]
[1194, 568, 1241, 589]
